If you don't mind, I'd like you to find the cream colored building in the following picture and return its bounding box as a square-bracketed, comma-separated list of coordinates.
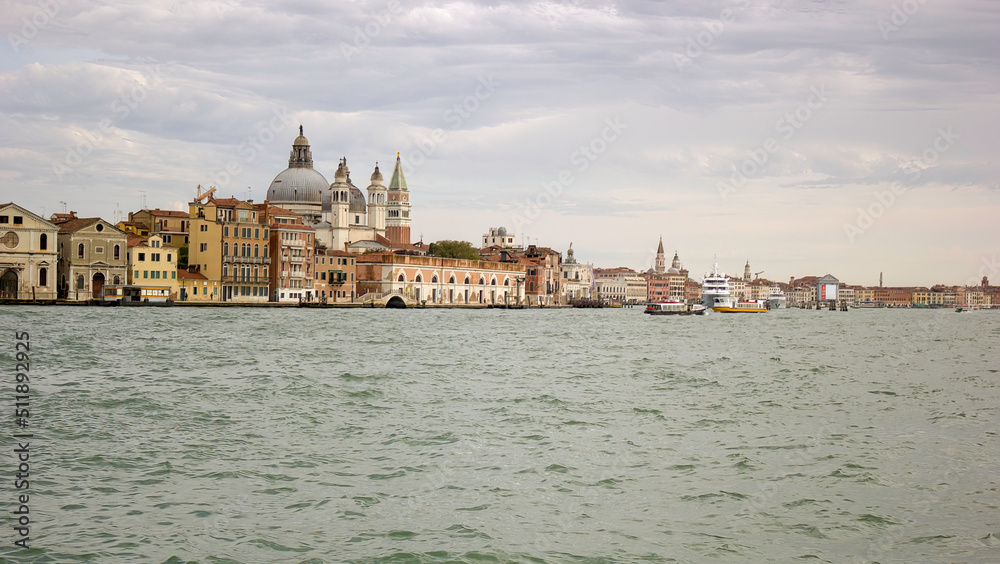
[0, 203, 59, 300]
[127, 234, 179, 298]
[560, 244, 593, 301]
[51, 213, 128, 301]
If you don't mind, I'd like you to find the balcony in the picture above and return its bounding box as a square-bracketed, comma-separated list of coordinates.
[227, 256, 268, 265]
[286, 239, 305, 247]
[288, 255, 305, 264]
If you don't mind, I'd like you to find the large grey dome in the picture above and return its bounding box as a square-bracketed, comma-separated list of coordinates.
[267, 167, 330, 205]
[349, 185, 366, 214]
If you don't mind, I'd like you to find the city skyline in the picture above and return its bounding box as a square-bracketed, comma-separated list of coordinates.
[2, 1, 998, 287]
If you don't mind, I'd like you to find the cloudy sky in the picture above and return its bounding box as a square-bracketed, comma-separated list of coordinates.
[2, 0, 997, 286]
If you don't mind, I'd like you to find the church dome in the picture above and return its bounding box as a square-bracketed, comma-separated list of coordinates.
[267, 167, 330, 204]
[350, 185, 366, 214]
[497, 226, 508, 237]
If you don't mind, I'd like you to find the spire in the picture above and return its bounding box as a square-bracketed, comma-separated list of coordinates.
[388, 153, 407, 191]
[656, 236, 664, 255]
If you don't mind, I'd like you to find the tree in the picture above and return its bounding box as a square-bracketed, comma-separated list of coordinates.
[178, 245, 189, 269]
[428, 240, 480, 260]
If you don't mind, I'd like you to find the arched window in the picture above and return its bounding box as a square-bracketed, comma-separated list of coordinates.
[254, 244, 259, 257]
[464, 276, 471, 285]
[223, 264, 228, 277]
[449, 275, 456, 284]
[432, 275, 438, 284]
[504, 278, 510, 286]
[77, 243, 84, 258]
[479, 276, 485, 285]
[39, 267, 47, 287]
[491, 278, 497, 286]
[112, 275, 120, 285]
[224, 242, 229, 256]
[263, 244, 268, 255]
[415, 274, 422, 283]
[39, 233, 47, 250]
[398, 273, 405, 282]
[113, 244, 120, 261]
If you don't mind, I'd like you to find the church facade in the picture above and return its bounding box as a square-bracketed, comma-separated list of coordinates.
[265, 127, 411, 252]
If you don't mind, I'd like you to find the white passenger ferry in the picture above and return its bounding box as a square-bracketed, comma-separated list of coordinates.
[767, 286, 787, 310]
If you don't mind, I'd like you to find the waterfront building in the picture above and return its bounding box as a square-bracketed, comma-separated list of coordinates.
[128, 208, 191, 246]
[314, 249, 356, 302]
[356, 253, 525, 305]
[595, 267, 646, 305]
[855, 286, 875, 305]
[873, 286, 914, 307]
[561, 244, 594, 302]
[816, 274, 840, 303]
[838, 285, 855, 306]
[176, 266, 218, 301]
[729, 277, 747, 301]
[187, 196, 269, 302]
[644, 248, 688, 303]
[262, 205, 315, 302]
[521, 245, 562, 306]
[265, 128, 410, 252]
[0, 203, 59, 300]
[126, 234, 178, 299]
[50, 212, 128, 301]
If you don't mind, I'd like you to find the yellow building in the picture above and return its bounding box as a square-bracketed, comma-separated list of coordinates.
[176, 267, 219, 301]
[126, 234, 178, 299]
[188, 196, 269, 302]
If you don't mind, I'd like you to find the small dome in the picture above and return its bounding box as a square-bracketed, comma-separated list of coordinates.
[667, 267, 680, 274]
[370, 163, 383, 183]
[497, 226, 508, 236]
[293, 134, 309, 146]
[267, 167, 330, 204]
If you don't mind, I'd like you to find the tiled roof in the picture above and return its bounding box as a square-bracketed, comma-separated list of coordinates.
[176, 269, 207, 280]
[145, 208, 188, 217]
[57, 218, 102, 233]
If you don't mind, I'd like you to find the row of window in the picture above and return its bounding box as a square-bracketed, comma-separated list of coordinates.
[136, 252, 171, 262]
[77, 243, 121, 260]
[222, 226, 267, 239]
[396, 274, 513, 285]
[134, 270, 177, 280]
[224, 243, 268, 257]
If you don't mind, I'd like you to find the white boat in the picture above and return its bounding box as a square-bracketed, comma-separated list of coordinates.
[644, 301, 707, 316]
[767, 286, 787, 310]
[702, 261, 733, 310]
[714, 299, 768, 313]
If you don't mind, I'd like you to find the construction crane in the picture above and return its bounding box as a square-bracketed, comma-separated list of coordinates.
[754, 270, 765, 280]
[194, 184, 216, 202]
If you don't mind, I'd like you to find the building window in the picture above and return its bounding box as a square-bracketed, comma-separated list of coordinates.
[398, 274, 405, 282]
[200, 243, 207, 252]
[464, 276, 471, 285]
[95, 246, 104, 254]
[223, 226, 229, 237]
[40, 233, 47, 250]
[39, 267, 47, 287]
[77, 243, 85, 258]
[76, 275, 84, 290]
[223, 242, 229, 256]
[432, 275, 438, 283]
[167, 254, 172, 262]
[114, 244, 120, 260]
[0, 216, 6, 223]
[415, 274, 422, 283]
[163, 235, 171, 244]
[138, 252, 145, 261]
[200, 225, 207, 232]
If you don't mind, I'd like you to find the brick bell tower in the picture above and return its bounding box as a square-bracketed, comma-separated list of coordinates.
[385, 153, 411, 247]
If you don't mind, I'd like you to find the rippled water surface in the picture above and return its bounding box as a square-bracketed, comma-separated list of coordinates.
[1, 306, 999, 563]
